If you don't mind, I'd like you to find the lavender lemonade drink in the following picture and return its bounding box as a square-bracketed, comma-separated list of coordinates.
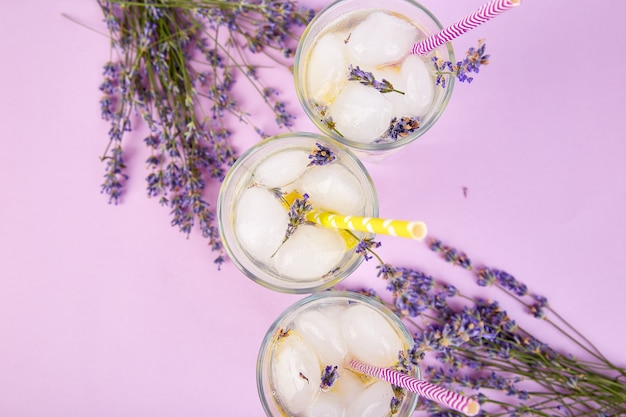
[217, 133, 378, 293]
[257, 291, 419, 417]
[294, 0, 455, 154]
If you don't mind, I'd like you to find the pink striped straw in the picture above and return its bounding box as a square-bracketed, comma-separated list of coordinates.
[349, 358, 480, 416]
[411, 0, 522, 55]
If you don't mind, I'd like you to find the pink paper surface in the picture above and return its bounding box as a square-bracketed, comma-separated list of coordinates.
[1, 0, 625, 416]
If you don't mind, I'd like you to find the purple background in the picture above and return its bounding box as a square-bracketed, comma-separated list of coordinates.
[1, 0, 625, 416]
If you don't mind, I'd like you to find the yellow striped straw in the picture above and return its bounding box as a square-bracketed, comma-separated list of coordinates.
[309, 211, 427, 240]
[282, 191, 427, 240]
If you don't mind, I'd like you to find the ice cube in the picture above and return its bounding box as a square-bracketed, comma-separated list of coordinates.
[307, 33, 350, 103]
[397, 54, 435, 117]
[329, 83, 392, 143]
[316, 304, 346, 322]
[254, 149, 311, 188]
[294, 308, 348, 365]
[272, 333, 322, 415]
[235, 187, 287, 260]
[347, 11, 418, 67]
[304, 392, 344, 417]
[273, 225, 346, 280]
[330, 369, 364, 406]
[298, 164, 366, 215]
[344, 380, 394, 417]
[341, 304, 404, 368]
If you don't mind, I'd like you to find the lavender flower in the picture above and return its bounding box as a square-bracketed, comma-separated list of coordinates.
[433, 40, 490, 87]
[271, 193, 312, 258]
[320, 365, 339, 391]
[383, 116, 421, 141]
[100, 144, 128, 205]
[428, 238, 472, 269]
[308, 143, 336, 166]
[348, 65, 405, 95]
[432, 57, 454, 89]
[377, 263, 399, 281]
[284, 193, 312, 239]
[355, 237, 382, 261]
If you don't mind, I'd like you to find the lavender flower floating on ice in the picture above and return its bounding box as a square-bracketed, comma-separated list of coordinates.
[348, 65, 405, 95]
[319, 365, 339, 391]
[308, 142, 336, 166]
[271, 193, 313, 257]
[383, 116, 421, 141]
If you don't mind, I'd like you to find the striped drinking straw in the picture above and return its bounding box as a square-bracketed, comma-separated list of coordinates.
[349, 358, 480, 416]
[281, 191, 427, 240]
[411, 0, 522, 55]
[309, 211, 427, 240]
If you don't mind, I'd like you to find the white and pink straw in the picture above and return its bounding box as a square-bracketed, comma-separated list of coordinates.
[349, 358, 480, 416]
[411, 0, 522, 55]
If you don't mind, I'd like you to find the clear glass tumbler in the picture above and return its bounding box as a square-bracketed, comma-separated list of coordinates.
[257, 290, 420, 416]
[217, 133, 378, 294]
[294, 0, 455, 156]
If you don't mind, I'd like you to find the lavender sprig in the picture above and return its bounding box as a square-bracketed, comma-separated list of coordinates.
[310, 101, 344, 137]
[284, 193, 312, 240]
[348, 65, 405, 95]
[271, 193, 312, 257]
[97, 0, 314, 266]
[433, 39, 490, 88]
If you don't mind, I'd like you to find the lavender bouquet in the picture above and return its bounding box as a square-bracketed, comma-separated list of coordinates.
[97, 0, 314, 266]
[353, 238, 626, 417]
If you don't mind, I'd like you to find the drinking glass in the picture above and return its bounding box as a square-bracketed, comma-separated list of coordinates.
[294, 0, 455, 156]
[217, 133, 378, 293]
[257, 290, 420, 416]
